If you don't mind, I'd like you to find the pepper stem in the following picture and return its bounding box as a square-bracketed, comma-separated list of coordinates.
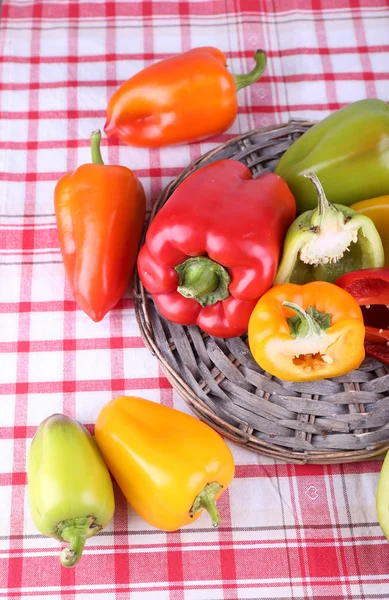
[175, 256, 230, 307]
[54, 516, 102, 568]
[283, 302, 332, 339]
[60, 532, 86, 568]
[190, 482, 223, 527]
[233, 50, 267, 92]
[90, 130, 104, 165]
[304, 172, 339, 222]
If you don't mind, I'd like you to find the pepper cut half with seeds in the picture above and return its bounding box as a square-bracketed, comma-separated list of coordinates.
[248, 281, 365, 382]
[274, 172, 385, 285]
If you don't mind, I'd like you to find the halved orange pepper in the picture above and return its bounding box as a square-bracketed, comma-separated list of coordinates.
[248, 282, 365, 382]
[95, 396, 235, 532]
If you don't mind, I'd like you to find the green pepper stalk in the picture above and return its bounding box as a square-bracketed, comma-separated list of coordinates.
[27, 414, 115, 568]
[233, 50, 267, 92]
[175, 256, 230, 306]
[274, 172, 385, 285]
[189, 482, 223, 527]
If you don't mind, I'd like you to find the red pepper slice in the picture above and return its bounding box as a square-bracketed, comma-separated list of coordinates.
[137, 159, 296, 338]
[336, 268, 389, 365]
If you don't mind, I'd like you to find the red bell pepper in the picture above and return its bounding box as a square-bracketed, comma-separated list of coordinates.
[137, 159, 296, 338]
[336, 268, 389, 365]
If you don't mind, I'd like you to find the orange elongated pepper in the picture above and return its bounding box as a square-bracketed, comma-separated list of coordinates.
[54, 130, 146, 322]
[248, 282, 365, 382]
[95, 396, 235, 532]
[104, 47, 267, 148]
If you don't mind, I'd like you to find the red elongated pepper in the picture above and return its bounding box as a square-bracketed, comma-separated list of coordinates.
[137, 159, 296, 338]
[336, 268, 389, 365]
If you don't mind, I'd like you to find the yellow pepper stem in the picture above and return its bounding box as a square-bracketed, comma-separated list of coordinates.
[55, 516, 102, 568]
[190, 482, 223, 527]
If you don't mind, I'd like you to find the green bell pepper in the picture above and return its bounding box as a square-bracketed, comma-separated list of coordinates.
[274, 172, 384, 285]
[27, 414, 115, 568]
[275, 98, 389, 214]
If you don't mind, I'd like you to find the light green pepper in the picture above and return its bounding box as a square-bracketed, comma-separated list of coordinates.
[275, 98, 389, 214]
[27, 414, 115, 568]
[274, 172, 384, 285]
[377, 450, 389, 542]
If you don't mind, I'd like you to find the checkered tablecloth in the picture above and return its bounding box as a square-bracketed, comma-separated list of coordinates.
[2, 0, 389, 598]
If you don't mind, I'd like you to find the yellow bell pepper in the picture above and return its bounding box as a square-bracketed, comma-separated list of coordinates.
[95, 396, 235, 531]
[248, 281, 365, 382]
[351, 196, 389, 266]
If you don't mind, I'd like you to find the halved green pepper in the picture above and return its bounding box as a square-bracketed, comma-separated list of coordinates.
[274, 173, 384, 285]
[275, 98, 389, 214]
[27, 414, 115, 568]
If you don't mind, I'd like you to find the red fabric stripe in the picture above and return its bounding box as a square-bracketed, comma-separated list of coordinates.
[0, 71, 386, 96]
[0, 101, 360, 121]
[1, 168, 184, 182]
[0, 377, 172, 395]
[0, 228, 58, 250]
[0, 337, 145, 353]
[0, 299, 134, 312]
[0, 461, 381, 479]
[2, 0, 387, 20]
[2, 46, 389, 65]
[1, 535, 386, 550]
[6, 4, 41, 595]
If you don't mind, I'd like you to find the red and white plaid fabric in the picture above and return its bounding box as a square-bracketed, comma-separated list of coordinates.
[1, 0, 389, 598]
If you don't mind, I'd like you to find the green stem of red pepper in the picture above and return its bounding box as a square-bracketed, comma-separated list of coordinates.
[233, 50, 267, 92]
[175, 256, 230, 307]
[90, 130, 104, 165]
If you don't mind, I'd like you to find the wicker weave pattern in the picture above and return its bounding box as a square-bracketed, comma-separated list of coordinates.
[135, 121, 389, 464]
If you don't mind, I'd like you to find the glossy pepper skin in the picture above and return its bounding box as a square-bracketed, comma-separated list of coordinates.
[336, 268, 389, 366]
[104, 47, 267, 148]
[351, 196, 389, 267]
[54, 130, 146, 322]
[275, 99, 389, 214]
[275, 172, 384, 285]
[376, 450, 389, 543]
[27, 414, 115, 568]
[95, 396, 235, 532]
[248, 282, 365, 382]
[137, 159, 296, 338]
